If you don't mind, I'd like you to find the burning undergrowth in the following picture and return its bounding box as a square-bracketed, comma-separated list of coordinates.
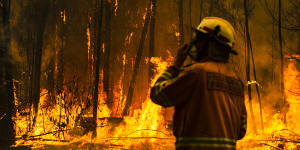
[11, 54, 300, 150]
[237, 54, 300, 150]
[13, 57, 175, 149]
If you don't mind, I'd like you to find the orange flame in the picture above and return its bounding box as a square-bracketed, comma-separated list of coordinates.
[60, 10, 66, 24]
[114, 0, 118, 16]
[237, 54, 300, 149]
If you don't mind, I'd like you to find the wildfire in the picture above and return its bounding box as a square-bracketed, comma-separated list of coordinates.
[237, 54, 300, 149]
[13, 56, 175, 149]
[94, 57, 174, 146]
[284, 56, 300, 136]
[13, 43, 300, 150]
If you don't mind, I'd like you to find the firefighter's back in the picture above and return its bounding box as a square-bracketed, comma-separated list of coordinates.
[173, 61, 246, 150]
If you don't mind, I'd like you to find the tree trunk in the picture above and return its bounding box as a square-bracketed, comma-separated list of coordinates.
[298, 19, 300, 55]
[103, 0, 113, 109]
[0, 0, 15, 148]
[243, 0, 264, 131]
[178, 0, 184, 47]
[46, 58, 55, 104]
[29, 0, 49, 131]
[92, 0, 104, 138]
[271, 18, 275, 84]
[250, 36, 264, 131]
[271, 0, 276, 84]
[209, 0, 214, 16]
[199, 0, 203, 21]
[189, 0, 192, 40]
[148, 0, 156, 84]
[243, 0, 256, 132]
[278, 0, 287, 124]
[123, 0, 152, 116]
[57, 3, 66, 96]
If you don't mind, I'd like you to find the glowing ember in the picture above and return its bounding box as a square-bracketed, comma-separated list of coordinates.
[114, 0, 118, 16]
[60, 10, 66, 24]
[102, 43, 105, 53]
[86, 24, 91, 73]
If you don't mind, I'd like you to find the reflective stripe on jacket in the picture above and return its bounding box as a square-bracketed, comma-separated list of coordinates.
[150, 61, 247, 150]
[176, 137, 236, 149]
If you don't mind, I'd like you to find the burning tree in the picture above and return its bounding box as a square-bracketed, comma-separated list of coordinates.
[0, 0, 15, 148]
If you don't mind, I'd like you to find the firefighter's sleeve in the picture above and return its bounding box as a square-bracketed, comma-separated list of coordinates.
[150, 67, 197, 108]
[237, 102, 247, 140]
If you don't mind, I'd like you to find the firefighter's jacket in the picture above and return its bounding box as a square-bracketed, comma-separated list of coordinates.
[150, 61, 247, 150]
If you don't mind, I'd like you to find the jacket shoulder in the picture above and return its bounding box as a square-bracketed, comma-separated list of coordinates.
[182, 62, 209, 74]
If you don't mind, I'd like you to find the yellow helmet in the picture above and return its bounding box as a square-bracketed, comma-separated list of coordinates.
[196, 17, 235, 49]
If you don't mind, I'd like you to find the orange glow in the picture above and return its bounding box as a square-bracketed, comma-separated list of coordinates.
[60, 10, 66, 24]
[114, 0, 118, 16]
[86, 24, 91, 74]
[13, 55, 175, 149]
[285, 54, 300, 60]
[13, 47, 299, 150]
[175, 32, 180, 37]
[284, 56, 300, 136]
[237, 54, 300, 149]
[143, 11, 147, 21]
[102, 43, 105, 54]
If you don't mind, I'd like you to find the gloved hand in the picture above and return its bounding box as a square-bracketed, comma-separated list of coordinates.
[172, 44, 192, 68]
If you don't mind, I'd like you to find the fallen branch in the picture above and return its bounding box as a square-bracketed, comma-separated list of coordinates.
[256, 139, 300, 143]
[17, 129, 72, 140]
[260, 143, 283, 150]
[20, 137, 70, 142]
[100, 137, 174, 140]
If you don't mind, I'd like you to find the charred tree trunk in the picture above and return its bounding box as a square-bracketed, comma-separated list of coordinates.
[45, 0, 59, 106]
[178, 0, 184, 47]
[103, 0, 113, 109]
[148, 0, 156, 84]
[57, 3, 66, 96]
[298, 19, 300, 55]
[92, 0, 104, 138]
[29, 0, 49, 130]
[271, 0, 276, 84]
[271, 17, 275, 84]
[209, 0, 214, 16]
[0, 0, 15, 148]
[250, 34, 264, 131]
[189, 0, 192, 40]
[244, 0, 264, 131]
[123, 0, 152, 116]
[278, 0, 287, 124]
[199, 0, 203, 21]
[243, 0, 256, 131]
[46, 58, 55, 104]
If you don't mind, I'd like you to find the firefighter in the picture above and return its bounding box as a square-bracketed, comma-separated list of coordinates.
[150, 17, 247, 150]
